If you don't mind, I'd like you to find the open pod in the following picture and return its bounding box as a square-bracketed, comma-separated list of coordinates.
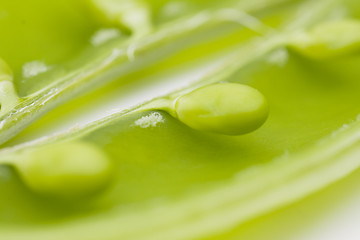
[1, 0, 360, 239]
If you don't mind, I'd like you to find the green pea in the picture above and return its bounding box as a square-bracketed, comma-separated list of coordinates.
[174, 83, 269, 135]
[289, 20, 360, 59]
[13, 141, 112, 198]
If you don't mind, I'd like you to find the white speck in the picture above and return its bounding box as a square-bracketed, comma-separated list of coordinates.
[267, 48, 289, 67]
[90, 28, 122, 46]
[134, 112, 164, 128]
[0, 121, 4, 130]
[22, 61, 50, 78]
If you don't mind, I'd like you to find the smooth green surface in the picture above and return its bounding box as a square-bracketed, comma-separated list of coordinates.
[1, 49, 360, 227]
[289, 20, 360, 59]
[175, 83, 269, 135]
[0, 0, 102, 95]
[202, 161, 360, 240]
[0, 0, 278, 146]
[12, 141, 112, 198]
[0, 0, 265, 97]
[1, 0, 360, 239]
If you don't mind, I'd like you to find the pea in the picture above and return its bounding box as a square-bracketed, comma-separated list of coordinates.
[289, 20, 360, 59]
[174, 83, 269, 135]
[13, 141, 112, 198]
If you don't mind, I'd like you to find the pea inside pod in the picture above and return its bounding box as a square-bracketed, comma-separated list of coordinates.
[1, 141, 112, 198]
[171, 83, 269, 135]
[288, 20, 360, 59]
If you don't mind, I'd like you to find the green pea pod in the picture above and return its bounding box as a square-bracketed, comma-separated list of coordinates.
[1, 1, 360, 240]
[0, 0, 293, 145]
[288, 20, 360, 59]
[1, 41, 360, 239]
[1, 0, 360, 239]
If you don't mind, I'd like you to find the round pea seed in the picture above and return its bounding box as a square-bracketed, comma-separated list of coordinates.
[289, 20, 360, 59]
[175, 83, 269, 135]
[15, 141, 112, 198]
